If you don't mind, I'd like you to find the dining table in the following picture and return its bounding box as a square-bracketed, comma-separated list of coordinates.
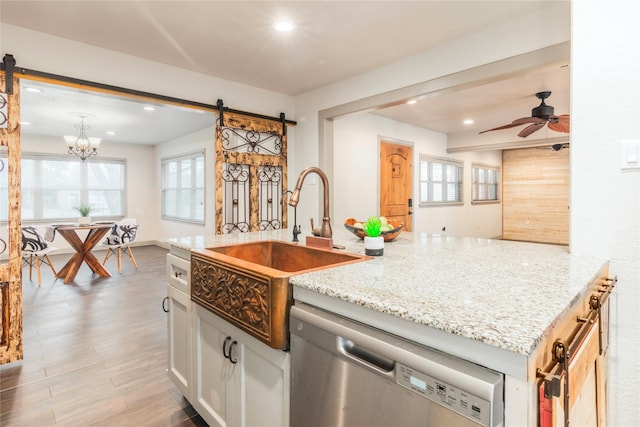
[52, 222, 115, 284]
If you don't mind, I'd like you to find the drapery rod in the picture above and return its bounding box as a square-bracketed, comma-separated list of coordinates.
[0, 54, 296, 127]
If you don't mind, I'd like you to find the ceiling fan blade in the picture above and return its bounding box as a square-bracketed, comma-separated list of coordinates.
[478, 117, 543, 134]
[517, 122, 545, 138]
[511, 117, 544, 125]
[548, 114, 570, 133]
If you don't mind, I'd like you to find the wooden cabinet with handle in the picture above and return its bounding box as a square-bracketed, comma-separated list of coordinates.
[537, 273, 615, 427]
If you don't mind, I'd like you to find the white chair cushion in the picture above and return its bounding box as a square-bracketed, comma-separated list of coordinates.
[22, 226, 49, 252]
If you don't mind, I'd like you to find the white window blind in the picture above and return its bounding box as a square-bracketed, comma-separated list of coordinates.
[472, 164, 500, 202]
[419, 155, 463, 206]
[1, 153, 125, 221]
[161, 151, 205, 223]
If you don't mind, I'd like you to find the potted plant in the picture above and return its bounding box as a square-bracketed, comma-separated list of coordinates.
[74, 203, 94, 225]
[363, 216, 384, 256]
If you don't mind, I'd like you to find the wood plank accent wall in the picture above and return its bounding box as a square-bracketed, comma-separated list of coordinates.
[0, 73, 23, 364]
[502, 146, 569, 245]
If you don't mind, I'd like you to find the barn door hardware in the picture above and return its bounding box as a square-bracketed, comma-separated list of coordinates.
[217, 99, 226, 126]
[1, 54, 16, 94]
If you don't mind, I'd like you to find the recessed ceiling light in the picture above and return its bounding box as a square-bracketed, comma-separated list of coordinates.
[407, 100, 417, 105]
[144, 106, 155, 111]
[20, 121, 31, 125]
[24, 87, 42, 93]
[274, 21, 294, 32]
[463, 119, 474, 125]
[106, 131, 116, 135]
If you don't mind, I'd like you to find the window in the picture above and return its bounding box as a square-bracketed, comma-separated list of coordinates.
[419, 155, 463, 206]
[0, 153, 126, 221]
[472, 164, 500, 202]
[161, 151, 205, 223]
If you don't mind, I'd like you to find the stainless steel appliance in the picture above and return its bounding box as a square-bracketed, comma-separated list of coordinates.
[290, 303, 504, 427]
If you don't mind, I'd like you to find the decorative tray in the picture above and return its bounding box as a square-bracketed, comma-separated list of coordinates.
[343, 217, 404, 242]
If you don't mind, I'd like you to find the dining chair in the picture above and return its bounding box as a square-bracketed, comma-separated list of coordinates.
[21, 226, 58, 285]
[102, 218, 139, 273]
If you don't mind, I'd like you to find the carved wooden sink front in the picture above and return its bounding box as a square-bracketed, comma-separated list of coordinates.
[191, 240, 370, 349]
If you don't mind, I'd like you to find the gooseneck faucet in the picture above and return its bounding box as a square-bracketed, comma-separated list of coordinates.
[289, 166, 332, 238]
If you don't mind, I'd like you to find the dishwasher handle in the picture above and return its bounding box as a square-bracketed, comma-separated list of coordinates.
[338, 337, 395, 374]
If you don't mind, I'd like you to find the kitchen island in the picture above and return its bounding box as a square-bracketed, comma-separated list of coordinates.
[167, 227, 611, 426]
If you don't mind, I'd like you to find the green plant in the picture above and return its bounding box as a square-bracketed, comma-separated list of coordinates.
[363, 216, 382, 237]
[74, 204, 93, 217]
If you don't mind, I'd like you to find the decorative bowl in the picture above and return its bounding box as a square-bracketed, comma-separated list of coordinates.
[344, 217, 404, 242]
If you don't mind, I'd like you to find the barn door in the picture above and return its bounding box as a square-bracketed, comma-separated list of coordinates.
[215, 112, 288, 234]
[380, 141, 413, 231]
[0, 66, 24, 364]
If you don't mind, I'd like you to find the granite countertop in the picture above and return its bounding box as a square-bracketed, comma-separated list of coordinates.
[168, 227, 606, 364]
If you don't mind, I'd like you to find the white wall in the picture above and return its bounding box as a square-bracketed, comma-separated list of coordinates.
[155, 125, 216, 242]
[333, 113, 502, 238]
[1, 24, 295, 117]
[21, 134, 155, 252]
[571, 1, 640, 424]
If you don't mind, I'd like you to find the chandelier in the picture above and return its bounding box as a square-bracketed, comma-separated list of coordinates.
[64, 116, 101, 161]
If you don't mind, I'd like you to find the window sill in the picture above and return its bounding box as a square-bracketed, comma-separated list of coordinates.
[419, 201, 465, 207]
[471, 200, 501, 205]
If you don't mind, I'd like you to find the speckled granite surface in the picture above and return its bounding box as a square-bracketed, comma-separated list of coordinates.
[168, 228, 606, 357]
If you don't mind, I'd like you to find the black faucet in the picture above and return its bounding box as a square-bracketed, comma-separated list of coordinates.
[292, 224, 301, 242]
[283, 190, 301, 242]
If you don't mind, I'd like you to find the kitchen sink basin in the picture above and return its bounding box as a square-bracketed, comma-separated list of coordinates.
[191, 240, 370, 349]
[204, 239, 368, 274]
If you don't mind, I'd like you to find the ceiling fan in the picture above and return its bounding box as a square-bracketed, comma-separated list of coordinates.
[479, 91, 570, 138]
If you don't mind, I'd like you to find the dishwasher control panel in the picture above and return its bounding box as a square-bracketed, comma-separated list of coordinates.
[397, 363, 491, 426]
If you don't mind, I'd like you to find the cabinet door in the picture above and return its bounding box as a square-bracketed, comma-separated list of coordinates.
[567, 320, 604, 426]
[166, 284, 191, 401]
[192, 304, 291, 427]
[539, 318, 605, 427]
[193, 304, 235, 427]
[241, 334, 290, 427]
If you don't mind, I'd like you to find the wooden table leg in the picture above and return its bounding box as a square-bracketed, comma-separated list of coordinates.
[57, 252, 85, 284]
[56, 226, 113, 284]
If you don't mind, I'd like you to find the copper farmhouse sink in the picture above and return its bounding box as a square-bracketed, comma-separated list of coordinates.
[191, 240, 369, 349]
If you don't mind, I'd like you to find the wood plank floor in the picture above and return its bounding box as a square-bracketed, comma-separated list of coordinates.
[0, 245, 208, 426]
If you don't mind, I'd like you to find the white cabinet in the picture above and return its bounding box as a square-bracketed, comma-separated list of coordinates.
[166, 253, 192, 401]
[192, 303, 290, 427]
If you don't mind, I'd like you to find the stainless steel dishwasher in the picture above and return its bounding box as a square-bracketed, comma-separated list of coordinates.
[290, 303, 504, 427]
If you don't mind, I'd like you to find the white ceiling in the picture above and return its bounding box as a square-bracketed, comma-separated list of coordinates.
[1, 1, 570, 145]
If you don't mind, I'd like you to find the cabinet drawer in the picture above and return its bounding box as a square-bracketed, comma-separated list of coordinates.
[167, 253, 190, 294]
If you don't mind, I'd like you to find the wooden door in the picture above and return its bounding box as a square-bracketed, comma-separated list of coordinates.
[380, 141, 412, 231]
[502, 147, 569, 244]
[0, 70, 23, 364]
[539, 319, 606, 427]
[537, 275, 613, 427]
